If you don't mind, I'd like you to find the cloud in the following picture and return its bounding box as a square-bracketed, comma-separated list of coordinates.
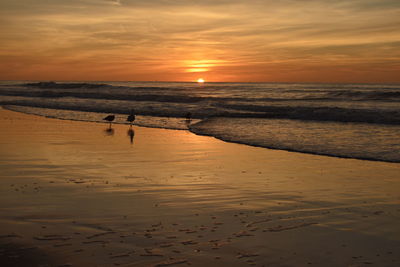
[0, 0, 399, 82]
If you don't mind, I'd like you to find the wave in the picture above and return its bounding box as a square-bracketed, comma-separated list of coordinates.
[189, 117, 400, 163]
[326, 90, 400, 100]
[22, 81, 183, 92]
[2, 88, 400, 104]
[215, 103, 400, 125]
[0, 89, 339, 103]
[24, 81, 109, 89]
[1, 81, 399, 125]
[1, 97, 399, 125]
[1, 82, 398, 104]
[0, 89, 207, 103]
[0, 98, 263, 119]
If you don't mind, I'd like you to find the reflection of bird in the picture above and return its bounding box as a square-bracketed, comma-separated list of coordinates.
[127, 128, 135, 144]
[104, 128, 115, 136]
[185, 112, 192, 126]
[127, 111, 135, 127]
[103, 115, 115, 128]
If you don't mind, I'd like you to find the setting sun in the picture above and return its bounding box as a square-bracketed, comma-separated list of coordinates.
[197, 78, 205, 83]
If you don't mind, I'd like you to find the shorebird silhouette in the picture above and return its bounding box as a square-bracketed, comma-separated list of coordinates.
[103, 115, 115, 128]
[127, 110, 136, 127]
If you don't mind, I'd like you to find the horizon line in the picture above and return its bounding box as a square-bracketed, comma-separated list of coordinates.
[1, 79, 400, 85]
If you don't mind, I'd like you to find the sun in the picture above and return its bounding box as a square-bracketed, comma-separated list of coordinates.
[197, 78, 205, 83]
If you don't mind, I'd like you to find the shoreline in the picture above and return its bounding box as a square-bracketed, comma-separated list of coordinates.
[0, 108, 399, 266]
[188, 128, 400, 164]
[3, 105, 399, 164]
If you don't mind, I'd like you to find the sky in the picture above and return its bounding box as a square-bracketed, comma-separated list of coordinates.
[0, 0, 399, 83]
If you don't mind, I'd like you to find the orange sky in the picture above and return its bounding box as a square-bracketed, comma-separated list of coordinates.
[0, 0, 399, 83]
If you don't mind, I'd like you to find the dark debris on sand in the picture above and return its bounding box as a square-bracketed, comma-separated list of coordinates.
[0, 242, 58, 267]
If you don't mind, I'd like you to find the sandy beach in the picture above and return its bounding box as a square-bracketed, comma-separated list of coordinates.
[0, 108, 399, 267]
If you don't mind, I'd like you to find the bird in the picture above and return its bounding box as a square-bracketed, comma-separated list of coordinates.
[103, 114, 115, 128]
[127, 110, 136, 127]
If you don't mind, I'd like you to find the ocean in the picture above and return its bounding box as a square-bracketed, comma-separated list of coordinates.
[0, 81, 399, 163]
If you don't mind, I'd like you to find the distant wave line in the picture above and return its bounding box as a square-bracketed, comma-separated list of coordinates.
[1, 100, 399, 125]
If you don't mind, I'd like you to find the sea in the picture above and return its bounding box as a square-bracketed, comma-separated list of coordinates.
[0, 81, 399, 163]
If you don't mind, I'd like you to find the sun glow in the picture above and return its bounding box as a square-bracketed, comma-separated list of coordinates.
[197, 78, 205, 83]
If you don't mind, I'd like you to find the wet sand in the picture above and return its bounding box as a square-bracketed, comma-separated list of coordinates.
[0, 108, 399, 267]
